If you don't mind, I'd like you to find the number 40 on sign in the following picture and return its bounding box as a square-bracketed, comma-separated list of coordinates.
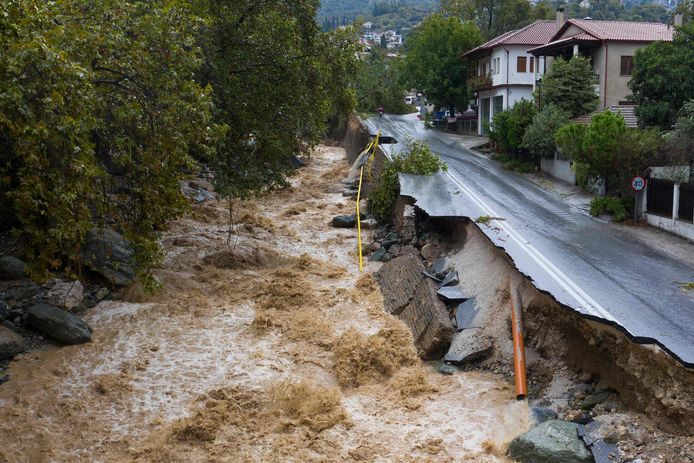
[631, 176, 646, 192]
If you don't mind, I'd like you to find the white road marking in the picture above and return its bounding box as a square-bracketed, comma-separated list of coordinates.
[375, 115, 618, 323]
[444, 170, 618, 323]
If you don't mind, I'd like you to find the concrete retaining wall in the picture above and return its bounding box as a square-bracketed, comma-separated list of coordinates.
[344, 115, 371, 164]
[645, 213, 694, 241]
[541, 157, 576, 185]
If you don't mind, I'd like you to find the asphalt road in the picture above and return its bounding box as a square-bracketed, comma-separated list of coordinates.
[366, 114, 694, 367]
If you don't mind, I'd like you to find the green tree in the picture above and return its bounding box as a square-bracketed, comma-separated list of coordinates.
[0, 0, 221, 281]
[488, 99, 536, 154]
[540, 55, 598, 117]
[355, 50, 411, 114]
[194, 0, 359, 200]
[521, 105, 570, 159]
[402, 14, 482, 115]
[441, 0, 534, 38]
[629, 23, 694, 129]
[555, 111, 661, 192]
[663, 100, 694, 182]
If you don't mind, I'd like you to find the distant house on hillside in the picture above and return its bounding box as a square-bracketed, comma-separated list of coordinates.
[461, 18, 559, 135]
[528, 15, 674, 111]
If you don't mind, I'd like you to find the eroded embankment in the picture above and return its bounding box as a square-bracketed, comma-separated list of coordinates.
[444, 219, 694, 432]
[0, 146, 528, 463]
[392, 214, 693, 460]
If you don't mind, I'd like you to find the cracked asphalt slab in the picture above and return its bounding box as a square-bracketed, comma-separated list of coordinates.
[365, 114, 694, 368]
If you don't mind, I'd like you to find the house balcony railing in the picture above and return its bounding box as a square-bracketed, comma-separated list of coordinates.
[469, 74, 493, 92]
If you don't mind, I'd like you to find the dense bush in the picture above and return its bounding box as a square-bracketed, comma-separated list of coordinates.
[521, 105, 570, 159]
[488, 99, 536, 154]
[590, 196, 630, 222]
[369, 138, 447, 220]
[555, 111, 661, 193]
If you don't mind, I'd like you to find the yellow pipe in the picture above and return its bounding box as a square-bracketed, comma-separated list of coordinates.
[356, 131, 381, 272]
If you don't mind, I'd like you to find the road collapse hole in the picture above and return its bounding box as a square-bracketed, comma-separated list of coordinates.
[333, 318, 419, 388]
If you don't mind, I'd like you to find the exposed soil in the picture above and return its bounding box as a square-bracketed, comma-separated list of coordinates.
[0, 146, 527, 462]
[434, 217, 694, 462]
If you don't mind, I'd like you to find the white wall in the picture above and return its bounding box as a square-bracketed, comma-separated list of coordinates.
[541, 158, 576, 184]
[645, 214, 694, 241]
[488, 46, 543, 87]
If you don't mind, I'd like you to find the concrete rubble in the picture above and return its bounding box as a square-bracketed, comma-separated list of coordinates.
[374, 255, 454, 359]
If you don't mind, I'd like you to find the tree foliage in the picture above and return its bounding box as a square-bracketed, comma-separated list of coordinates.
[663, 100, 694, 181]
[555, 111, 661, 192]
[488, 99, 536, 154]
[355, 51, 412, 114]
[0, 0, 358, 282]
[521, 105, 570, 159]
[440, 0, 552, 38]
[630, 23, 694, 130]
[0, 0, 221, 281]
[369, 138, 447, 220]
[401, 14, 482, 113]
[540, 56, 598, 118]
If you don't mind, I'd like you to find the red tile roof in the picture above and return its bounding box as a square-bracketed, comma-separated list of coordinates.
[527, 32, 600, 54]
[462, 20, 558, 57]
[558, 19, 674, 42]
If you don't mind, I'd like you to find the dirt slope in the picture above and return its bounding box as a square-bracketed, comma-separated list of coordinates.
[0, 146, 526, 463]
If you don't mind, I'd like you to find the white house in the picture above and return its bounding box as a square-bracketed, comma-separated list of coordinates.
[462, 19, 559, 135]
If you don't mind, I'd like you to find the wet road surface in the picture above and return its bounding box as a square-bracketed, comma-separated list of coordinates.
[366, 114, 694, 367]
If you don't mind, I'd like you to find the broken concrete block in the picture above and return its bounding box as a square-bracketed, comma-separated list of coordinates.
[439, 270, 459, 288]
[374, 255, 424, 315]
[375, 255, 454, 359]
[444, 328, 493, 364]
[455, 297, 480, 331]
[399, 277, 455, 360]
[437, 286, 468, 302]
[429, 258, 448, 278]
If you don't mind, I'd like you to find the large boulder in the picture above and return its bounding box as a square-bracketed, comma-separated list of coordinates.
[444, 327, 493, 365]
[81, 228, 135, 286]
[332, 215, 358, 229]
[508, 420, 593, 463]
[0, 301, 9, 321]
[45, 280, 84, 310]
[0, 326, 26, 359]
[0, 256, 26, 280]
[26, 303, 92, 345]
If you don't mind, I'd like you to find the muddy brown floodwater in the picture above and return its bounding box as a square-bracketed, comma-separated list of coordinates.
[0, 146, 529, 463]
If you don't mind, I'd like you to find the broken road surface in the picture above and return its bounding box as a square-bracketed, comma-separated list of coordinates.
[367, 114, 694, 367]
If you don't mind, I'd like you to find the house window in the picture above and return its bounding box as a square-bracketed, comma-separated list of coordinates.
[496, 58, 501, 74]
[517, 56, 527, 73]
[481, 62, 487, 75]
[529, 57, 535, 73]
[620, 56, 634, 76]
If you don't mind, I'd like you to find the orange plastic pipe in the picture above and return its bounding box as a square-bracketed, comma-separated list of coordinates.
[510, 284, 528, 400]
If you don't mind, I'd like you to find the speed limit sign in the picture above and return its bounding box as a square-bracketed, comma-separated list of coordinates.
[631, 176, 646, 192]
